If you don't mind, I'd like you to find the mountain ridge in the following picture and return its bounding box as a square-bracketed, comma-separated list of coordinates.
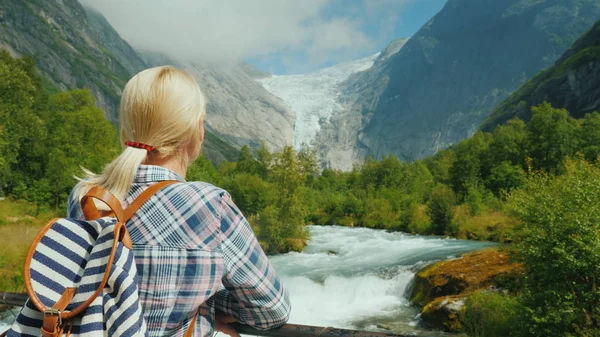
[314, 0, 600, 169]
[482, 19, 600, 130]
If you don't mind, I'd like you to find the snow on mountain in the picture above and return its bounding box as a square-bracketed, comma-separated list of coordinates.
[259, 54, 379, 149]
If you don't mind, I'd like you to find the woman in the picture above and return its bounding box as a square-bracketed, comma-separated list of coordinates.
[67, 66, 291, 336]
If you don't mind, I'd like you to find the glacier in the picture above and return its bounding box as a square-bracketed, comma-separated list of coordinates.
[259, 54, 379, 150]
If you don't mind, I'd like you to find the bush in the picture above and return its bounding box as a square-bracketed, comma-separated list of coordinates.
[509, 156, 600, 335]
[460, 290, 525, 337]
[427, 184, 456, 235]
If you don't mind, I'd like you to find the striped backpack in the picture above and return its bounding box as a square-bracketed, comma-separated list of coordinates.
[2, 181, 198, 337]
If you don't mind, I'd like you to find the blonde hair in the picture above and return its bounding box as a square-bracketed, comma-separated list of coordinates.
[75, 66, 206, 201]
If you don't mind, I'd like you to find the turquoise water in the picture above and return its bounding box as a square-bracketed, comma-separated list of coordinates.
[268, 226, 496, 336]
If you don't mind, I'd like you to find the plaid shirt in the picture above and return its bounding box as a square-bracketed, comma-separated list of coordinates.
[67, 165, 291, 337]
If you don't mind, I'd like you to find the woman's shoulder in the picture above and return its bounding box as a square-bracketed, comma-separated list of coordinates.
[168, 180, 232, 206]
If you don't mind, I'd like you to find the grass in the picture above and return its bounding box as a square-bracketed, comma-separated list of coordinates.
[453, 205, 519, 242]
[0, 199, 58, 293]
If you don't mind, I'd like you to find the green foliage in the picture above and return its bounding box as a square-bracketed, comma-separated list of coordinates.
[0, 52, 118, 209]
[361, 197, 397, 229]
[235, 145, 260, 176]
[509, 156, 600, 335]
[580, 112, 600, 162]
[527, 103, 579, 172]
[449, 131, 490, 198]
[460, 290, 525, 337]
[403, 203, 433, 234]
[187, 155, 221, 185]
[487, 161, 525, 196]
[485, 118, 528, 170]
[427, 184, 456, 235]
[223, 174, 273, 216]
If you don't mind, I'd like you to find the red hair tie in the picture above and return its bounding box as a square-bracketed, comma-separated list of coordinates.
[125, 141, 154, 152]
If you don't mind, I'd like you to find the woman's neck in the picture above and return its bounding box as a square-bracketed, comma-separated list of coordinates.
[145, 154, 187, 180]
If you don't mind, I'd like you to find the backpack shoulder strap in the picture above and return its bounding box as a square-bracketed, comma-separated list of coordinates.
[123, 180, 178, 222]
[81, 186, 125, 222]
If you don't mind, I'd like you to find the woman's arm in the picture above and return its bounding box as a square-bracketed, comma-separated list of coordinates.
[215, 192, 291, 330]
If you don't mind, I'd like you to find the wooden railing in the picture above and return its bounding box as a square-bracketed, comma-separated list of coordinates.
[1, 292, 419, 337]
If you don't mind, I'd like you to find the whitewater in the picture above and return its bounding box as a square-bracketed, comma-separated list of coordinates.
[259, 55, 379, 150]
[1, 226, 494, 335]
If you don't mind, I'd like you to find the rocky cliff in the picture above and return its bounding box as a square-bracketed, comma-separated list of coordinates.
[0, 0, 144, 122]
[483, 20, 600, 130]
[316, 0, 600, 168]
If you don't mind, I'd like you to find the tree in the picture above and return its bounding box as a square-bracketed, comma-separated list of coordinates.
[0, 52, 44, 193]
[579, 112, 600, 162]
[427, 184, 456, 235]
[527, 103, 578, 172]
[509, 156, 600, 335]
[427, 150, 456, 186]
[255, 141, 272, 179]
[449, 131, 490, 198]
[297, 145, 319, 186]
[486, 161, 525, 196]
[484, 118, 528, 175]
[235, 145, 259, 175]
[187, 155, 220, 185]
[270, 146, 303, 196]
[223, 173, 272, 215]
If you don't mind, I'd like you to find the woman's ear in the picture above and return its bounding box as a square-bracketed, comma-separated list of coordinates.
[199, 119, 205, 143]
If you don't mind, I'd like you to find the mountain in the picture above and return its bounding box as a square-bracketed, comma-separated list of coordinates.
[482, 20, 600, 130]
[0, 0, 144, 122]
[315, 0, 600, 168]
[0, 0, 295, 162]
[258, 51, 387, 151]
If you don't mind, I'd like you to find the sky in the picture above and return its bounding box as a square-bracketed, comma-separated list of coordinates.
[81, 0, 447, 75]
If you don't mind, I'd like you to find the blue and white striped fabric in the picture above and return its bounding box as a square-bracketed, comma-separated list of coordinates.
[6, 217, 147, 337]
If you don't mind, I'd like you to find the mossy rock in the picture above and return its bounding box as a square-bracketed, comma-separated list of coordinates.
[420, 295, 466, 332]
[410, 248, 523, 307]
[285, 238, 307, 252]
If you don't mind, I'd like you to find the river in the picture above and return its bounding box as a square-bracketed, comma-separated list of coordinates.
[1, 225, 495, 335]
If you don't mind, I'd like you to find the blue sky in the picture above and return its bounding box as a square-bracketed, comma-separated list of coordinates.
[84, 0, 448, 75]
[246, 0, 448, 74]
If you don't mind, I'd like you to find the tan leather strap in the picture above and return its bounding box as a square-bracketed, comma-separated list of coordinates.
[184, 313, 199, 337]
[123, 181, 178, 222]
[41, 287, 76, 337]
[81, 186, 125, 222]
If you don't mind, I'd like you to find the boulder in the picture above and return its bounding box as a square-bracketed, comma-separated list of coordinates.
[410, 248, 523, 331]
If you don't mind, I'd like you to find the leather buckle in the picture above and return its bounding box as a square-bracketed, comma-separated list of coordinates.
[44, 308, 63, 326]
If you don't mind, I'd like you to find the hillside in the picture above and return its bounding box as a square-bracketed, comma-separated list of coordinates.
[0, 0, 297, 162]
[482, 20, 600, 130]
[314, 0, 600, 168]
[0, 0, 144, 122]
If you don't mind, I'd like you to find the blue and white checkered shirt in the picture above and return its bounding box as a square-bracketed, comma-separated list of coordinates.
[67, 165, 291, 337]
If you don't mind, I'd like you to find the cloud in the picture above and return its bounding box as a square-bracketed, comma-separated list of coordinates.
[81, 0, 409, 69]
